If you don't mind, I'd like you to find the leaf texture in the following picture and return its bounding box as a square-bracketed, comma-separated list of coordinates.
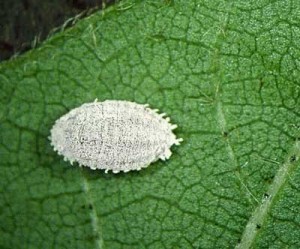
[1, 1, 300, 248]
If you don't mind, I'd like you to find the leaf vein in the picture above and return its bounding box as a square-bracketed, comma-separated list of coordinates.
[235, 140, 300, 248]
[81, 171, 104, 249]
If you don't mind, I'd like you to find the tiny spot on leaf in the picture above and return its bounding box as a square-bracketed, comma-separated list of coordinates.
[222, 131, 229, 137]
[289, 154, 297, 163]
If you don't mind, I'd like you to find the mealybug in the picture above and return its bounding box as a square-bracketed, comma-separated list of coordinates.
[50, 100, 183, 173]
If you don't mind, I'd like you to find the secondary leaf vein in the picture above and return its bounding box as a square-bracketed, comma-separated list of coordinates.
[81, 171, 104, 249]
[235, 140, 300, 249]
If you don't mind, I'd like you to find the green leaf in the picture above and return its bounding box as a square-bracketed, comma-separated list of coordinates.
[1, 0, 300, 248]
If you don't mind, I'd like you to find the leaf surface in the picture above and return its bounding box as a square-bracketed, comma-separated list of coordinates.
[1, 1, 300, 248]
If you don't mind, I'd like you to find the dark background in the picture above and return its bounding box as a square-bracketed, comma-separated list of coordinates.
[0, 0, 116, 61]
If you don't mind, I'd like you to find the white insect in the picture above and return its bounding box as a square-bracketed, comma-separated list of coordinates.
[50, 100, 183, 173]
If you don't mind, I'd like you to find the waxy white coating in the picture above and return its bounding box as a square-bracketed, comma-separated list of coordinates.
[50, 100, 182, 173]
